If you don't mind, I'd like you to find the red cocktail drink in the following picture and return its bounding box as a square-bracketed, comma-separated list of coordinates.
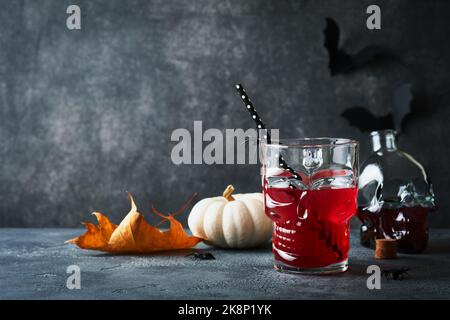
[357, 206, 431, 253]
[265, 185, 357, 269]
[260, 138, 358, 274]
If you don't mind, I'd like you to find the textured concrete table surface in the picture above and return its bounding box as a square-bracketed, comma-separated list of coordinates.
[1, 228, 449, 300]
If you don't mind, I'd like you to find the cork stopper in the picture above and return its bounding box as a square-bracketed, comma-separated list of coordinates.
[375, 239, 397, 259]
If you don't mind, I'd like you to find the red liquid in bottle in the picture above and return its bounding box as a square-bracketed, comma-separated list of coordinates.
[264, 186, 358, 269]
[357, 206, 430, 253]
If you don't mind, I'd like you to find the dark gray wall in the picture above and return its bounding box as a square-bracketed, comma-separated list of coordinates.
[1, 0, 449, 227]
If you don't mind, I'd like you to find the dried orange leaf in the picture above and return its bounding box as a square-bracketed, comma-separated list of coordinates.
[66, 194, 202, 253]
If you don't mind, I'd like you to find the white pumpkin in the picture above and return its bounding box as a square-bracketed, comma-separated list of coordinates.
[188, 185, 272, 248]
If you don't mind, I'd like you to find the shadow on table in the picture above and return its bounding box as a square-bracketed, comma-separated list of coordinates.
[89, 241, 272, 258]
[91, 248, 206, 258]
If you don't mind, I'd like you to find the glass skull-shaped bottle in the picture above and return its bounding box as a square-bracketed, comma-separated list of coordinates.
[357, 129, 435, 253]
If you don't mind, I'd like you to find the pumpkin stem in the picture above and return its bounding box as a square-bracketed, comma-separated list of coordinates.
[223, 185, 235, 201]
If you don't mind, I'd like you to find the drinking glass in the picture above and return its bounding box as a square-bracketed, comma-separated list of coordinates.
[260, 137, 359, 274]
[357, 129, 435, 253]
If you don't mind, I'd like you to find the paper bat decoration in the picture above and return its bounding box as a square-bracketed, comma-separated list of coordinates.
[324, 17, 385, 76]
[341, 83, 414, 133]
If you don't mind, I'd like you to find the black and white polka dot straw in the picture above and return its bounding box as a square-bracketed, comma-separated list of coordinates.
[234, 84, 301, 181]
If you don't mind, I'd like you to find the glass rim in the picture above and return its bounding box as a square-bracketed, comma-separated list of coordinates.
[260, 137, 359, 148]
[370, 129, 397, 136]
